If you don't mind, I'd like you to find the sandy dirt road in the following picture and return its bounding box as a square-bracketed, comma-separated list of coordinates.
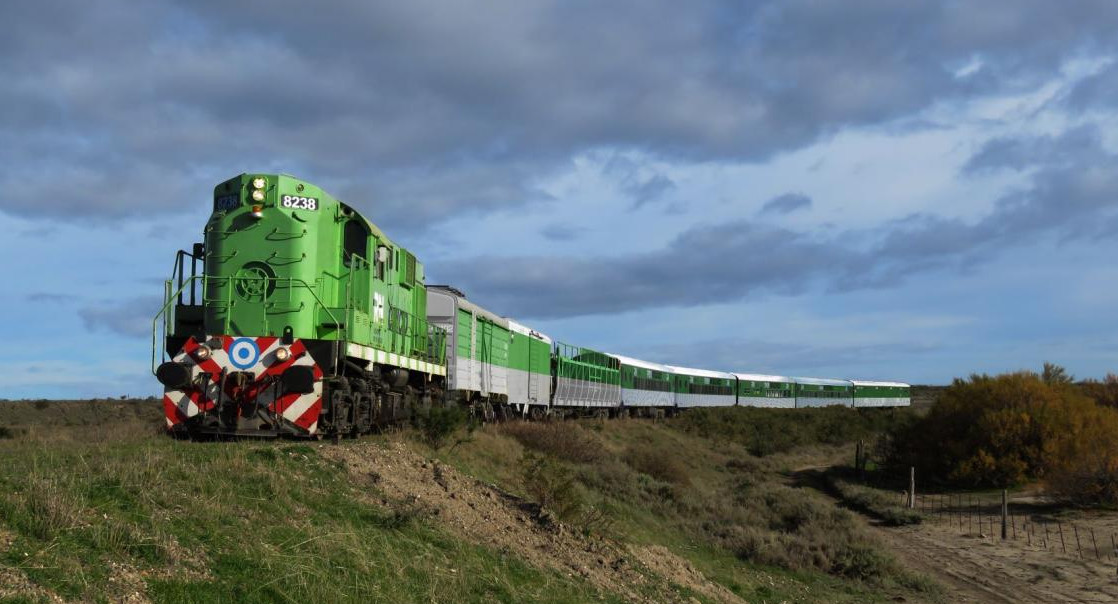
[873, 511, 1118, 603]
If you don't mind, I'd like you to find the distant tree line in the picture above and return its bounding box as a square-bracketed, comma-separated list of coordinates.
[886, 363, 1118, 506]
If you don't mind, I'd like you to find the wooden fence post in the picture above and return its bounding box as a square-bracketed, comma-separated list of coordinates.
[1074, 524, 1083, 558]
[1044, 522, 1050, 549]
[1091, 528, 1100, 560]
[1059, 522, 1067, 554]
[909, 467, 915, 509]
[1006, 487, 1015, 541]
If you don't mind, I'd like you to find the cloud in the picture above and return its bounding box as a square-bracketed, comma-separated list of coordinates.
[26, 293, 77, 304]
[962, 126, 1101, 174]
[540, 223, 585, 241]
[79, 296, 163, 339]
[634, 337, 941, 376]
[443, 123, 1118, 319]
[759, 192, 812, 215]
[4, 0, 1118, 228]
[443, 220, 852, 318]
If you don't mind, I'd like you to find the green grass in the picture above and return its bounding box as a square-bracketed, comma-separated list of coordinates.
[824, 469, 924, 526]
[435, 415, 941, 604]
[0, 431, 619, 603]
[0, 401, 940, 603]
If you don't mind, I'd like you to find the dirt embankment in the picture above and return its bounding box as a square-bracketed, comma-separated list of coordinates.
[325, 440, 743, 604]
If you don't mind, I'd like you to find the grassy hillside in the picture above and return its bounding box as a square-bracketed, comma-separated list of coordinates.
[0, 400, 937, 603]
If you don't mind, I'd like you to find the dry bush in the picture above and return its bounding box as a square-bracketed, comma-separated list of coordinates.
[521, 452, 584, 521]
[501, 421, 606, 464]
[1079, 373, 1118, 408]
[888, 368, 1100, 488]
[1045, 401, 1118, 505]
[683, 481, 904, 582]
[622, 444, 691, 487]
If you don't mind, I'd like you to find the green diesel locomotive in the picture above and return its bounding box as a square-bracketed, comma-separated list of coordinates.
[154, 174, 910, 438]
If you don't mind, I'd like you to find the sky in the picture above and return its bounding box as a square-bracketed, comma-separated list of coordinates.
[4, 1, 1118, 398]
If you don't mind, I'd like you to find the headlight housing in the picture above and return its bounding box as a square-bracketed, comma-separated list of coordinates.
[251, 189, 266, 202]
[252, 177, 267, 189]
[193, 345, 211, 360]
[274, 347, 291, 362]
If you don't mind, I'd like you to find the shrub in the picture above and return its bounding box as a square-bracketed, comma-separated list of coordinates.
[673, 406, 915, 456]
[521, 452, 583, 521]
[1045, 400, 1118, 505]
[825, 472, 921, 526]
[1079, 374, 1118, 408]
[412, 405, 469, 449]
[887, 367, 1108, 489]
[622, 444, 691, 486]
[501, 421, 606, 463]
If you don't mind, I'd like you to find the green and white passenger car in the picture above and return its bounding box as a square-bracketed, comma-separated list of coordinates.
[668, 365, 737, 408]
[793, 377, 853, 408]
[613, 354, 675, 408]
[851, 380, 910, 408]
[733, 373, 796, 408]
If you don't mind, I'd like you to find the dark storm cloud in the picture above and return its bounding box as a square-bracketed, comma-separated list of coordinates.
[447, 124, 1118, 319]
[442, 221, 853, 318]
[3, 0, 1117, 229]
[759, 193, 812, 215]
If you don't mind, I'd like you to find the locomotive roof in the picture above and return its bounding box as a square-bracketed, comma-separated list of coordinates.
[850, 380, 910, 388]
[732, 373, 794, 383]
[666, 365, 736, 379]
[609, 353, 673, 372]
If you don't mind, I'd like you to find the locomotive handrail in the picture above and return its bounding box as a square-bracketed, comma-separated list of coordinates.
[264, 227, 308, 240]
[265, 251, 306, 265]
[152, 277, 198, 375]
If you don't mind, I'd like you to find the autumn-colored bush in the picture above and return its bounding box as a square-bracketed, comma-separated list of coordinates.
[1079, 373, 1118, 408]
[887, 369, 1109, 489]
[1045, 400, 1118, 505]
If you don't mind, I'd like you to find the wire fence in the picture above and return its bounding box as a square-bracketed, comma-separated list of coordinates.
[897, 489, 1116, 564]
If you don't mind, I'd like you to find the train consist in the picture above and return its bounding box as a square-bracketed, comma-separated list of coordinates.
[154, 174, 910, 438]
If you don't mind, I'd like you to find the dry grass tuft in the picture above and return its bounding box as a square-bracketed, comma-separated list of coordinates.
[500, 421, 607, 464]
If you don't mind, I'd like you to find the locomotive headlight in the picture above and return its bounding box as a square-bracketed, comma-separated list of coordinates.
[251, 189, 266, 202]
[250, 204, 264, 218]
[274, 347, 291, 362]
[194, 345, 211, 360]
[252, 177, 267, 189]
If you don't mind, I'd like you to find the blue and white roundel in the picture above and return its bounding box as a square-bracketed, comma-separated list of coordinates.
[229, 338, 260, 370]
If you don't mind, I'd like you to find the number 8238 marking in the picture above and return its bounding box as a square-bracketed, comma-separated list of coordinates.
[281, 195, 318, 211]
